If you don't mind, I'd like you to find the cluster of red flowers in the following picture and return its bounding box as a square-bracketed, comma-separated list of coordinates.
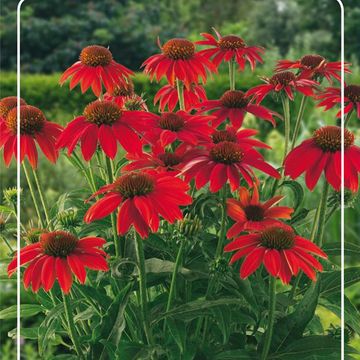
[2, 28, 357, 294]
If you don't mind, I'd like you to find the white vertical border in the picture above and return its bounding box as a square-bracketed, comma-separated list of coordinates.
[336, 1, 345, 359]
[16, 1, 26, 360]
[13, 1, 346, 359]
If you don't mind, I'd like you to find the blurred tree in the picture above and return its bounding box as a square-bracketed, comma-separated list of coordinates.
[0, 0, 358, 73]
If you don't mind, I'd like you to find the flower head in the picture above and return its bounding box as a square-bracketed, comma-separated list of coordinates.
[284, 126, 360, 191]
[0, 96, 27, 119]
[196, 29, 264, 71]
[84, 171, 192, 238]
[317, 84, 360, 119]
[143, 110, 214, 147]
[224, 223, 327, 284]
[142, 38, 216, 88]
[210, 127, 271, 151]
[181, 142, 280, 192]
[59, 45, 133, 97]
[226, 186, 293, 237]
[7, 231, 108, 293]
[154, 84, 207, 112]
[275, 54, 351, 83]
[123, 143, 187, 174]
[195, 90, 279, 127]
[56, 100, 156, 160]
[246, 71, 318, 104]
[0, 104, 62, 168]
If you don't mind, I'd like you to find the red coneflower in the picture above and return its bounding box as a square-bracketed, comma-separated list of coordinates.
[227, 186, 293, 237]
[56, 100, 155, 160]
[284, 126, 360, 191]
[0, 104, 62, 168]
[275, 54, 350, 83]
[210, 127, 271, 151]
[7, 231, 108, 294]
[142, 38, 216, 88]
[196, 29, 264, 71]
[181, 142, 280, 192]
[194, 90, 278, 127]
[143, 110, 214, 147]
[104, 79, 136, 107]
[0, 96, 27, 119]
[317, 84, 360, 119]
[224, 224, 327, 284]
[246, 71, 318, 104]
[84, 171, 192, 238]
[60, 45, 133, 97]
[123, 143, 187, 174]
[154, 84, 207, 112]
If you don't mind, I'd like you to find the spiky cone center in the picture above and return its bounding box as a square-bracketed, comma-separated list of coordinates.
[218, 35, 246, 50]
[313, 126, 354, 152]
[270, 71, 296, 86]
[345, 85, 360, 104]
[114, 172, 155, 198]
[111, 80, 134, 97]
[158, 153, 182, 167]
[79, 45, 113, 67]
[210, 141, 244, 164]
[260, 226, 295, 250]
[300, 54, 325, 69]
[212, 130, 237, 144]
[40, 231, 78, 257]
[244, 205, 265, 221]
[159, 113, 185, 132]
[84, 100, 121, 126]
[24, 228, 47, 244]
[124, 97, 146, 111]
[220, 90, 249, 108]
[162, 38, 195, 60]
[0, 97, 27, 118]
[6, 105, 45, 135]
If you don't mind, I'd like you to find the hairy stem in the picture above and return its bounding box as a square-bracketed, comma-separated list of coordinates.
[32, 168, 51, 228]
[176, 79, 185, 110]
[281, 96, 291, 163]
[315, 180, 330, 247]
[229, 58, 236, 90]
[260, 277, 277, 360]
[290, 96, 307, 151]
[62, 292, 84, 359]
[135, 232, 154, 345]
[22, 162, 45, 228]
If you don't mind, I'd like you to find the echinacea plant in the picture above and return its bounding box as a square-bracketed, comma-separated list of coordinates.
[1, 31, 359, 360]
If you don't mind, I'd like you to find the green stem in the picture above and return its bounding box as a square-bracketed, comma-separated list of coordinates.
[229, 58, 236, 90]
[88, 160, 98, 194]
[260, 277, 276, 360]
[214, 187, 227, 259]
[344, 109, 354, 128]
[105, 155, 122, 257]
[0, 235, 14, 253]
[176, 79, 185, 110]
[22, 162, 45, 228]
[164, 237, 185, 330]
[281, 96, 291, 163]
[315, 180, 330, 247]
[62, 292, 84, 359]
[32, 168, 51, 228]
[135, 232, 153, 345]
[290, 96, 307, 151]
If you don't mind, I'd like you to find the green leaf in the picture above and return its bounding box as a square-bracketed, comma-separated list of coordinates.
[116, 341, 153, 359]
[269, 335, 358, 359]
[167, 319, 186, 354]
[211, 306, 231, 345]
[322, 242, 360, 257]
[154, 298, 256, 323]
[212, 350, 258, 359]
[8, 327, 38, 340]
[267, 281, 320, 353]
[319, 294, 360, 335]
[0, 304, 44, 319]
[142, 258, 208, 282]
[321, 267, 360, 296]
[0, 205, 15, 214]
[38, 318, 59, 356]
[278, 180, 304, 211]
